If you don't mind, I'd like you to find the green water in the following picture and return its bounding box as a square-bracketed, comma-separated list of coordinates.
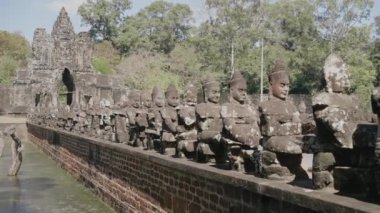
[0, 140, 115, 213]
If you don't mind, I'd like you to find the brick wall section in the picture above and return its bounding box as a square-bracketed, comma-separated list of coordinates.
[27, 123, 380, 213]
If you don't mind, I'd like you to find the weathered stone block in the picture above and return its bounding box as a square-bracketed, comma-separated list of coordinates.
[352, 123, 376, 148]
[312, 171, 333, 189]
[313, 152, 335, 172]
[263, 136, 302, 154]
[263, 164, 292, 179]
[262, 151, 277, 165]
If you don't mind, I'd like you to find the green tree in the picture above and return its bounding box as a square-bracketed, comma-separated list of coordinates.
[313, 0, 373, 52]
[0, 31, 29, 63]
[193, 0, 260, 74]
[266, 0, 327, 94]
[0, 56, 19, 85]
[116, 51, 183, 90]
[114, 1, 192, 54]
[375, 15, 380, 37]
[116, 43, 205, 91]
[78, 0, 131, 40]
[371, 16, 380, 85]
[0, 31, 30, 85]
[370, 40, 380, 85]
[92, 40, 121, 74]
[339, 26, 376, 107]
[193, 0, 326, 94]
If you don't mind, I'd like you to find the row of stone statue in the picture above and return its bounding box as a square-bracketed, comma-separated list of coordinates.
[29, 54, 380, 195]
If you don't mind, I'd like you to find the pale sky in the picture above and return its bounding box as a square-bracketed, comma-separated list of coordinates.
[0, 0, 207, 43]
[0, 0, 379, 43]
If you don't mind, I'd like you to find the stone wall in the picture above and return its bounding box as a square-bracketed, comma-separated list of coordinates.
[0, 86, 11, 115]
[27, 123, 380, 213]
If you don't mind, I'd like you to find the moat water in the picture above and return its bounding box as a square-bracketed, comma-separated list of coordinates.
[0, 139, 114, 213]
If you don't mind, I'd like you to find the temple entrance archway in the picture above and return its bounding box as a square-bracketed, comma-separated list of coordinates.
[58, 68, 75, 106]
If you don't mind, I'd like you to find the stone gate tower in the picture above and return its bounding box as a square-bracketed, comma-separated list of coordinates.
[4, 7, 124, 115]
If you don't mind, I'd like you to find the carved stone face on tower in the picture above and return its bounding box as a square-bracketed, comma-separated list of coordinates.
[166, 84, 179, 107]
[269, 61, 290, 101]
[152, 87, 165, 108]
[323, 53, 350, 93]
[203, 76, 220, 104]
[229, 72, 247, 104]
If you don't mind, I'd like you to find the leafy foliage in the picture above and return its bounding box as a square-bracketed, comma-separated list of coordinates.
[116, 51, 183, 91]
[78, 0, 378, 109]
[0, 31, 29, 63]
[114, 1, 192, 55]
[313, 0, 373, 51]
[92, 40, 121, 74]
[0, 31, 29, 85]
[370, 40, 380, 85]
[78, 0, 131, 40]
[116, 44, 206, 92]
[0, 56, 19, 85]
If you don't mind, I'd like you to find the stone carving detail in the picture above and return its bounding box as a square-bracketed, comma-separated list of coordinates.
[259, 61, 307, 180]
[32, 28, 54, 70]
[146, 87, 165, 150]
[126, 90, 141, 146]
[160, 84, 180, 154]
[52, 8, 75, 69]
[75, 32, 93, 72]
[136, 89, 152, 149]
[195, 76, 223, 163]
[312, 54, 375, 193]
[176, 83, 198, 158]
[221, 72, 261, 171]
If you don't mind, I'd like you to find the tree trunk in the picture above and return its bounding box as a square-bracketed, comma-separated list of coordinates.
[8, 134, 22, 176]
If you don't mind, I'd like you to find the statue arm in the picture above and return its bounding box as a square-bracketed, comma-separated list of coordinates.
[126, 111, 136, 125]
[223, 117, 259, 145]
[161, 109, 177, 132]
[164, 117, 177, 132]
[178, 109, 196, 126]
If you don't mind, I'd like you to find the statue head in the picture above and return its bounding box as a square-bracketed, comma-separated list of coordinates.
[128, 90, 140, 108]
[269, 60, 290, 101]
[203, 75, 220, 104]
[183, 83, 198, 106]
[299, 100, 307, 114]
[323, 53, 350, 93]
[141, 89, 152, 108]
[229, 71, 247, 104]
[152, 86, 165, 108]
[165, 83, 179, 107]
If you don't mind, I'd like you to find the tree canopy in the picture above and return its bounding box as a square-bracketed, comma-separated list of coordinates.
[78, 0, 132, 40]
[78, 0, 380, 106]
[0, 31, 29, 85]
[114, 1, 193, 54]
